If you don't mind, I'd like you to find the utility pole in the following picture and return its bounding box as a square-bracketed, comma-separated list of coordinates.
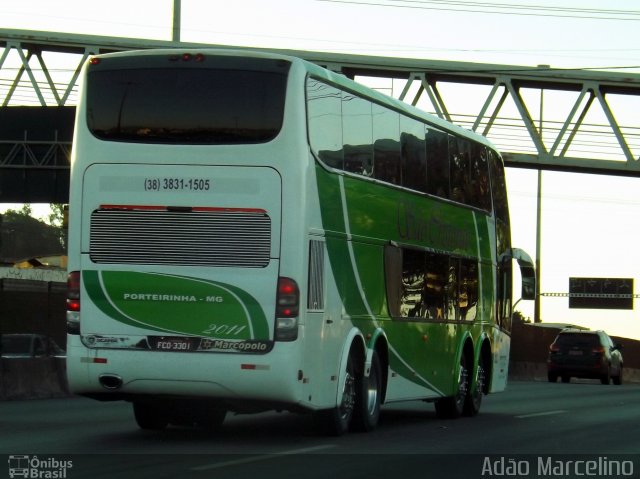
[172, 0, 181, 43]
[534, 81, 545, 323]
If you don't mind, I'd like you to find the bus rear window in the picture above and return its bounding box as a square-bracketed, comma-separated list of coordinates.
[86, 57, 290, 144]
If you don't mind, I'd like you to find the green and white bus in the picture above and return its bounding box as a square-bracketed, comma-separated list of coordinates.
[66, 49, 535, 435]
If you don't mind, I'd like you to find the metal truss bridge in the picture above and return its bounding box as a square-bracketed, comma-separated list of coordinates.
[1, 27, 640, 202]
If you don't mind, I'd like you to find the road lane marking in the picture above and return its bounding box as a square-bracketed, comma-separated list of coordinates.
[191, 444, 336, 471]
[516, 410, 567, 419]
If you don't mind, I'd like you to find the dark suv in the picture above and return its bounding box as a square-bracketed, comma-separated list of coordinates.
[547, 329, 623, 385]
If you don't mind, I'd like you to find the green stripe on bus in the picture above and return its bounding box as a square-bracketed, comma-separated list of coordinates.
[83, 270, 269, 339]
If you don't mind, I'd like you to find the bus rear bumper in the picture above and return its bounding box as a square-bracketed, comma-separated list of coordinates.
[66, 335, 306, 412]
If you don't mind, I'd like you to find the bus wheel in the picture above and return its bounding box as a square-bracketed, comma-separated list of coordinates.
[435, 353, 469, 419]
[315, 354, 357, 436]
[463, 355, 486, 417]
[133, 401, 169, 430]
[352, 350, 382, 432]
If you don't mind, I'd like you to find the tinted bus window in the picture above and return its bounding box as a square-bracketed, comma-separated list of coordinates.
[488, 149, 511, 255]
[400, 248, 426, 318]
[449, 135, 471, 204]
[87, 59, 289, 144]
[385, 246, 472, 321]
[459, 258, 479, 321]
[470, 143, 492, 211]
[343, 93, 373, 176]
[401, 117, 427, 193]
[489, 149, 513, 330]
[307, 80, 344, 169]
[425, 128, 449, 198]
[373, 103, 401, 185]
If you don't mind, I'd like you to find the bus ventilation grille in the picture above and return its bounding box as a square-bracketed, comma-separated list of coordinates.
[89, 209, 271, 268]
[307, 239, 325, 310]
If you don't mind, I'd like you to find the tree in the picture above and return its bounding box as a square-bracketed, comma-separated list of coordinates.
[0, 205, 65, 263]
[512, 310, 531, 325]
[47, 203, 68, 251]
[48, 203, 65, 227]
[19, 204, 32, 217]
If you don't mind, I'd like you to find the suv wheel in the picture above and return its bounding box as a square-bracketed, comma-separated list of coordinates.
[612, 365, 622, 385]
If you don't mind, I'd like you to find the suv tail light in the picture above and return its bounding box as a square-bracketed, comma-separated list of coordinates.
[67, 271, 81, 335]
[275, 277, 299, 341]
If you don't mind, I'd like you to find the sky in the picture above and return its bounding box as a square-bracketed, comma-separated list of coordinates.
[2, 0, 640, 339]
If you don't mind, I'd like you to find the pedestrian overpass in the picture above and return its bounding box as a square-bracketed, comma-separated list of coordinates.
[1, 27, 640, 202]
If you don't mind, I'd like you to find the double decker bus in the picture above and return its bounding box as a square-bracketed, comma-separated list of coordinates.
[66, 48, 535, 435]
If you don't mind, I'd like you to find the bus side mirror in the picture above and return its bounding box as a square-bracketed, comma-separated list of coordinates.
[511, 248, 536, 301]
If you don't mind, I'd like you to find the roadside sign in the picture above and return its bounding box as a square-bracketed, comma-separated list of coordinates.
[568, 277, 634, 310]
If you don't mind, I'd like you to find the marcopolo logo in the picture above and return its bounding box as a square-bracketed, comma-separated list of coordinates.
[8, 455, 73, 478]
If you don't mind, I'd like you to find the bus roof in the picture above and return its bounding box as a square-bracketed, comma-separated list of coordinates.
[89, 47, 498, 152]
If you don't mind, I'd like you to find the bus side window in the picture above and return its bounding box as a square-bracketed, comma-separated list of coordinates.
[489, 149, 513, 330]
[400, 248, 426, 318]
[386, 246, 480, 323]
[471, 144, 492, 211]
[424, 253, 449, 320]
[449, 135, 471, 205]
[425, 128, 450, 199]
[306, 79, 344, 169]
[488, 149, 511, 256]
[459, 259, 479, 321]
[373, 104, 401, 185]
[384, 243, 403, 317]
[496, 256, 513, 331]
[400, 117, 427, 193]
[343, 93, 373, 177]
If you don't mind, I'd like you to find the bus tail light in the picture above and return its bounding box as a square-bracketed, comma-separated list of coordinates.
[275, 277, 299, 342]
[67, 271, 81, 335]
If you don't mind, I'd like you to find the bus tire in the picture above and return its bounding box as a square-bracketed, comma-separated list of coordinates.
[435, 353, 469, 419]
[133, 401, 169, 430]
[351, 350, 382, 432]
[315, 353, 357, 436]
[463, 354, 486, 417]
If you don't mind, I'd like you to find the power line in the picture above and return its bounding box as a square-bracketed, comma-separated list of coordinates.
[386, 0, 640, 17]
[316, 0, 640, 21]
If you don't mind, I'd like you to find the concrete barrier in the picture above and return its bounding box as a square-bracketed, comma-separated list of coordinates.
[509, 360, 640, 384]
[0, 357, 69, 400]
[509, 361, 548, 381]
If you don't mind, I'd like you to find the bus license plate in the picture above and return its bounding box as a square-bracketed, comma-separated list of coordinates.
[152, 337, 194, 351]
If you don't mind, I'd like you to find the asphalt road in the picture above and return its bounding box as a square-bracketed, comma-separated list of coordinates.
[2, 380, 639, 479]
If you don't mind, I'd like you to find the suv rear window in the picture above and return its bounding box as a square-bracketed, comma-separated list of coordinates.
[555, 333, 599, 348]
[86, 55, 290, 144]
